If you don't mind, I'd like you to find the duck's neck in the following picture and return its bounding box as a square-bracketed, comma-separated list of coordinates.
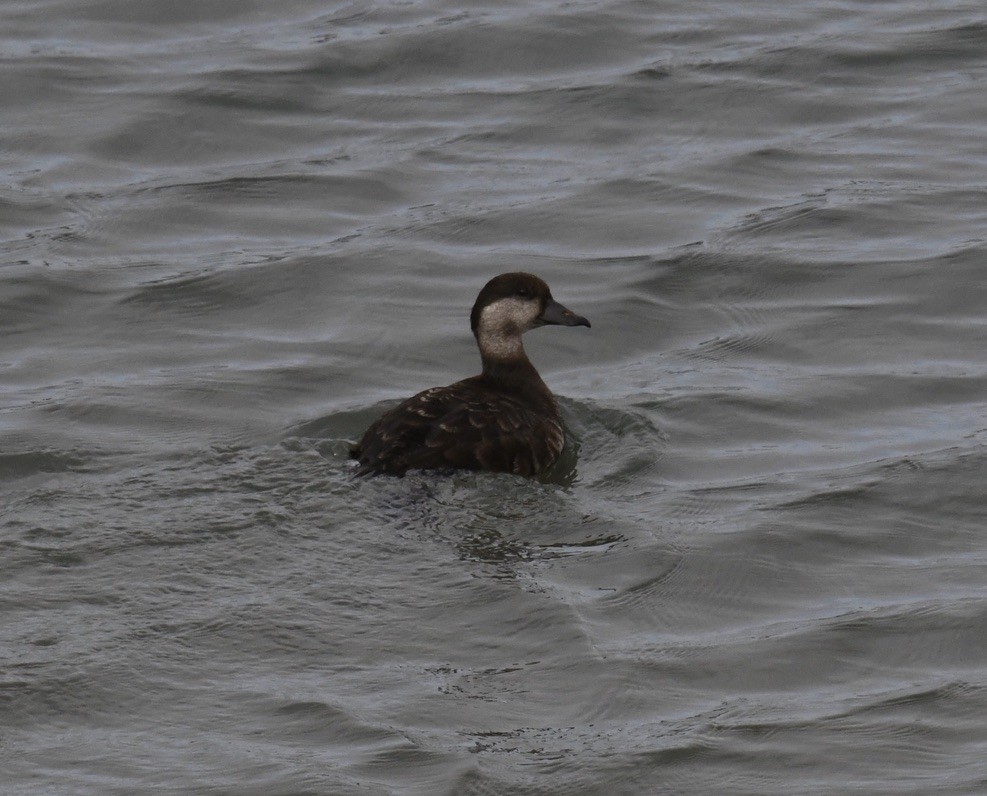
[477, 332, 555, 407]
[480, 354, 537, 382]
[476, 323, 526, 362]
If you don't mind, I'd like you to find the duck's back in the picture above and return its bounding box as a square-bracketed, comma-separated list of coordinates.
[355, 376, 564, 476]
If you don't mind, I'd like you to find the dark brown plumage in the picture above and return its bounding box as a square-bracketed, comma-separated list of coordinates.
[354, 272, 591, 476]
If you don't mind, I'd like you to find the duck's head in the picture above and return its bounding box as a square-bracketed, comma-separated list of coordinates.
[470, 272, 591, 348]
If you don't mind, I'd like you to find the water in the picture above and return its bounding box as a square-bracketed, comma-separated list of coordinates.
[2, 1, 986, 793]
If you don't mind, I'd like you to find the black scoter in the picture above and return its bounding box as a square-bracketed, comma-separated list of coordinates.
[354, 272, 591, 476]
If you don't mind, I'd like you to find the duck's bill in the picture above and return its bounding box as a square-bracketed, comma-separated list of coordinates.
[539, 299, 591, 328]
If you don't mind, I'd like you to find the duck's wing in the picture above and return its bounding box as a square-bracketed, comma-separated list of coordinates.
[355, 380, 563, 476]
[355, 386, 456, 475]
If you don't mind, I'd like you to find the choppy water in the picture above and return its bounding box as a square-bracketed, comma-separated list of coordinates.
[3, 1, 986, 793]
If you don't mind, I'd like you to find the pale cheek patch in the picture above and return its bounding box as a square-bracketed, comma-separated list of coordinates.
[477, 298, 539, 359]
[478, 298, 539, 333]
[478, 326, 523, 360]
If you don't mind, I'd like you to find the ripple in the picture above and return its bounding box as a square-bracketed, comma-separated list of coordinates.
[5, 0, 987, 792]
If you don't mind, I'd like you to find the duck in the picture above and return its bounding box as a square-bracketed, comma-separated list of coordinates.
[354, 272, 591, 476]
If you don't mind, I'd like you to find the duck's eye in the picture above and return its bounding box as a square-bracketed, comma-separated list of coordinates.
[516, 289, 532, 299]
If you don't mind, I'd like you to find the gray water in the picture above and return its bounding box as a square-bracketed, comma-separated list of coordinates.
[3, 1, 986, 793]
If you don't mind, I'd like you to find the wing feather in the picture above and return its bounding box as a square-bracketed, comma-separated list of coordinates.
[356, 379, 564, 476]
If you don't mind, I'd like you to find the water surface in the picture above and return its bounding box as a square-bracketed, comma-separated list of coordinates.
[2, 1, 986, 793]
